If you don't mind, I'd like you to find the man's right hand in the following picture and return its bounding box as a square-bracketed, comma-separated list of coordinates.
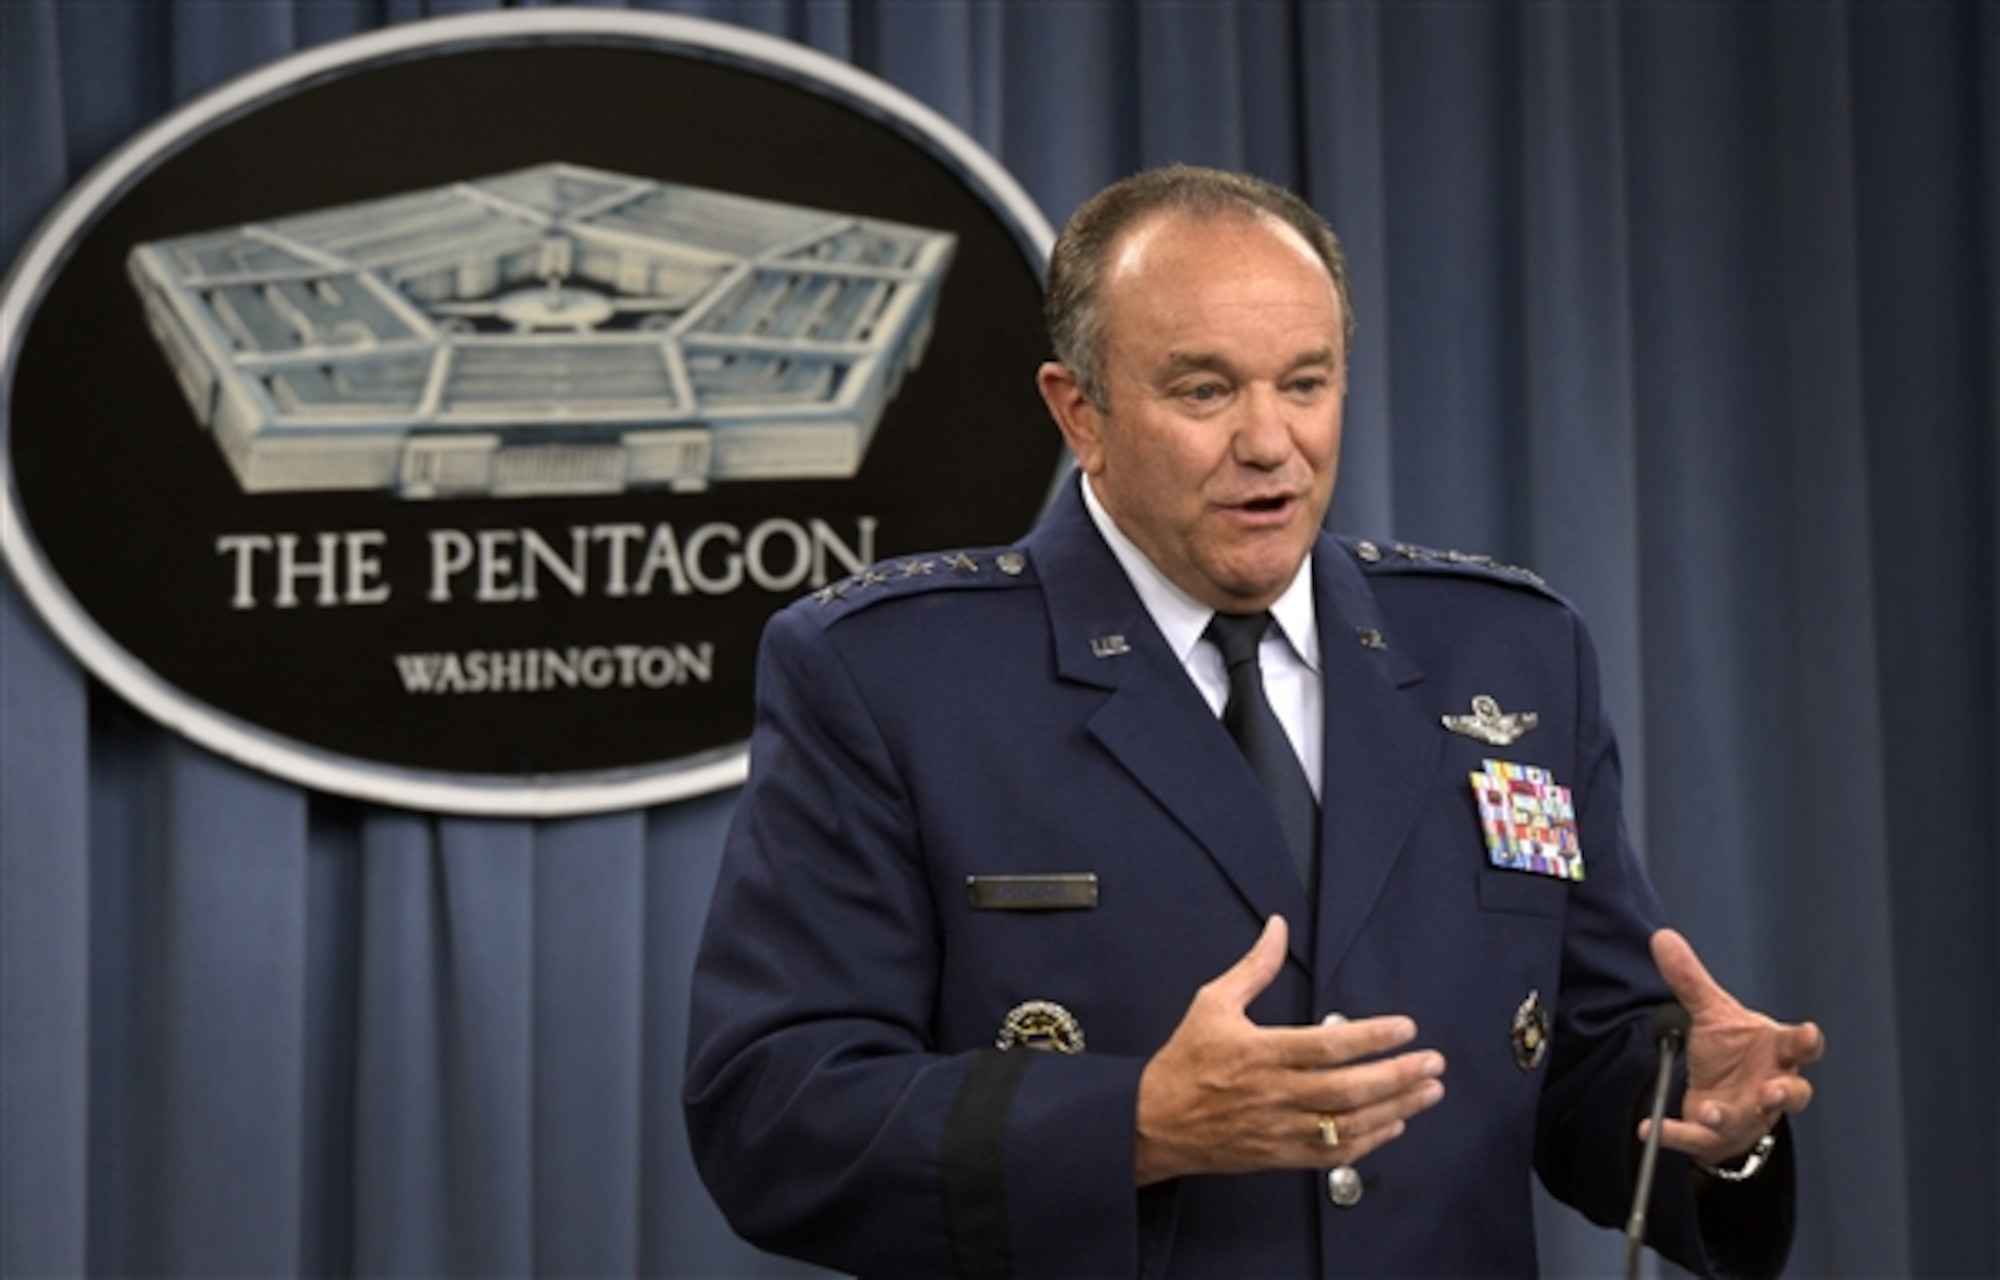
[1134, 915, 1447, 1186]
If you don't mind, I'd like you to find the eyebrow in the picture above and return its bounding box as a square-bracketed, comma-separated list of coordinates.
[1160, 345, 1340, 378]
[1285, 345, 1340, 374]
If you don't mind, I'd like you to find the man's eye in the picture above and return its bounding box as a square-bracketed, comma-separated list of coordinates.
[1180, 383, 1226, 403]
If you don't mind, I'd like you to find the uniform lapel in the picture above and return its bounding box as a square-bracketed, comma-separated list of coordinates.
[1310, 544, 1440, 975]
[1026, 480, 1314, 968]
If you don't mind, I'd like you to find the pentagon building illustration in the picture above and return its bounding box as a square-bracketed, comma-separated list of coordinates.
[126, 164, 957, 498]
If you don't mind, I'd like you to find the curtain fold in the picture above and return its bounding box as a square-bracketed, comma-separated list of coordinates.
[350, 812, 458, 1278]
[151, 746, 310, 1274]
[1302, 1, 1394, 544]
[532, 814, 648, 1278]
[3, 2, 1993, 1276]
[0, 579, 90, 1280]
[1380, 2, 1529, 558]
[1852, 4, 2000, 1270]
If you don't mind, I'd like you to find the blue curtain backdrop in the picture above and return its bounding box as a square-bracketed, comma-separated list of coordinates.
[3, 1, 1994, 1276]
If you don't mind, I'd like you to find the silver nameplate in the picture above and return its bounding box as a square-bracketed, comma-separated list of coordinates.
[966, 873, 1099, 911]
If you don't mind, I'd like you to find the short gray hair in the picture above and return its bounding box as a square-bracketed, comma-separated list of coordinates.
[1044, 165, 1355, 408]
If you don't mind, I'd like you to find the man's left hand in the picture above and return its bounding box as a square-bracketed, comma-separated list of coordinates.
[1645, 927, 1825, 1167]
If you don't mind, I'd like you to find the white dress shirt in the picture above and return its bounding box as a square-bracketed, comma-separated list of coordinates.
[1080, 476, 1324, 798]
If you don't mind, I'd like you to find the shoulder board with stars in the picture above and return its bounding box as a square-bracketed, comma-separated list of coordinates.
[806, 548, 1036, 620]
[1342, 537, 1551, 592]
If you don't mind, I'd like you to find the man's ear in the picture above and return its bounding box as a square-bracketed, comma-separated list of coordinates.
[1037, 361, 1104, 474]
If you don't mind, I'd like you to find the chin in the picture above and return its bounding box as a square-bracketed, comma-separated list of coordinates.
[1239, 548, 1314, 591]
[1214, 575, 1297, 613]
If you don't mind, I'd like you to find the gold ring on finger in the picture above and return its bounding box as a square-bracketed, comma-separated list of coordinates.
[1319, 1114, 1341, 1148]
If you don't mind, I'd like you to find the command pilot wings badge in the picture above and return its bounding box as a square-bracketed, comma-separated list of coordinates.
[1442, 694, 1539, 746]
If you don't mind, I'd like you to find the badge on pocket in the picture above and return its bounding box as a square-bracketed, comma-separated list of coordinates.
[1470, 759, 1583, 882]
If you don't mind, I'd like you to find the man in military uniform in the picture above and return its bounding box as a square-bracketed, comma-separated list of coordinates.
[684, 166, 1822, 1277]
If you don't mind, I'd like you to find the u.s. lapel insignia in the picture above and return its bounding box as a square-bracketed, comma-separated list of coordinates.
[1443, 694, 1539, 746]
[1470, 758, 1584, 881]
[996, 999, 1085, 1053]
[1511, 989, 1550, 1072]
[1090, 634, 1131, 658]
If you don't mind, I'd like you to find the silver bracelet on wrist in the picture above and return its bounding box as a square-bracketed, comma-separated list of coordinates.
[1697, 1131, 1777, 1182]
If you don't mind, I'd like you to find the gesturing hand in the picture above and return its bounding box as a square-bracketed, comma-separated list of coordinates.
[1134, 915, 1447, 1186]
[1646, 928, 1825, 1167]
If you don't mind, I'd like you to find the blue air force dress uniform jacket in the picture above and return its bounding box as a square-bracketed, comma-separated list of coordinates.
[684, 476, 1792, 1278]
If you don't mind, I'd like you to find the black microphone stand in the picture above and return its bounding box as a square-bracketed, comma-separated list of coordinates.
[1625, 1003, 1689, 1280]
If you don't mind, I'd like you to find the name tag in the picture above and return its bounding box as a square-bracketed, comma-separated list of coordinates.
[966, 873, 1098, 911]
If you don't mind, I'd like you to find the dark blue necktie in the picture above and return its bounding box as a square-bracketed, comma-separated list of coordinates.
[1206, 611, 1320, 895]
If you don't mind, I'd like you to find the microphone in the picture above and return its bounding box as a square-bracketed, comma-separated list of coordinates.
[1624, 1002, 1690, 1280]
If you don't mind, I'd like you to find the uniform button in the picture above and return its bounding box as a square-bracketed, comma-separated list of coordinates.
[1327, 1164, 1363, 1207]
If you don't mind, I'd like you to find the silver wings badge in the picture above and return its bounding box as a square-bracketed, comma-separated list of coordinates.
[1442, 695, 1539, 746]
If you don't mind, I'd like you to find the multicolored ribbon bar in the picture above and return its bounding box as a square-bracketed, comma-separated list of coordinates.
[1470, 758, 1584, 882]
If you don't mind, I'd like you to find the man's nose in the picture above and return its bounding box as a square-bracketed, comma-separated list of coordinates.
[1232, 385, 1295, 464]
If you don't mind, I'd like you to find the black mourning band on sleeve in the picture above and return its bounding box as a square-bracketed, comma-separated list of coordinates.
[940, 1048, 1033, 1280]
